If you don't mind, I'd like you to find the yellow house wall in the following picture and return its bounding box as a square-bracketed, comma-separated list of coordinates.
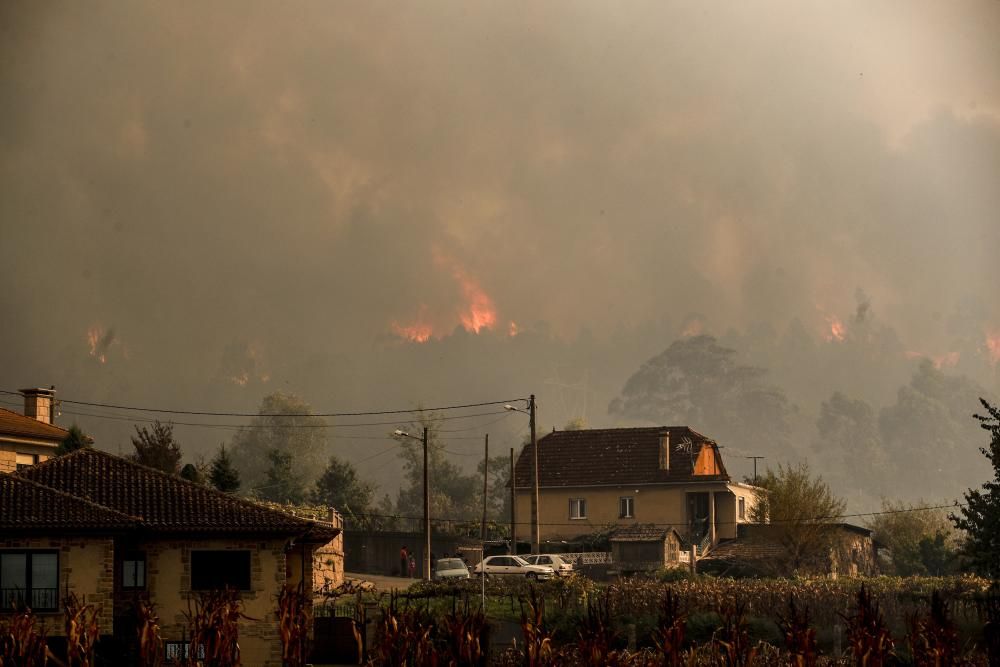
[0, 440, 57, 472]
[0, 536, 114, 634]
[516, 482, 760, 543]
[140, 538, 291, 667]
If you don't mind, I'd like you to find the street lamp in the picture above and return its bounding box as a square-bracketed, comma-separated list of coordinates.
[394, 427, 431, 581]
[505, 395, 539, 554]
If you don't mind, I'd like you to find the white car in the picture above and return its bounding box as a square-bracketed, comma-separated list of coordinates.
[473, 555, 555, 580]
[433, 558, 471, 581]
[523, 554, 574, 577]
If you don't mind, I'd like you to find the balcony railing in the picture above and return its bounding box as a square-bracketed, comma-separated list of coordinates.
[1, 588, 59, 611]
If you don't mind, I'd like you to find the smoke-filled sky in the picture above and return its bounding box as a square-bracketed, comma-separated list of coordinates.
[2, 2, 999, 502]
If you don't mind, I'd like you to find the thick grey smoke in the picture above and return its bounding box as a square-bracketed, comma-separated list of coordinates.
[2, 1, 998, 505]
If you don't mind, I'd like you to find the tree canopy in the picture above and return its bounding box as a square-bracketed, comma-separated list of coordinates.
[311, 455, 376, 516]
[950, 399, 1000, 578]
[609, 335, 793, 459]
[208, 444, 241, 493]
[259, 449, 306, 504]
[229, 392, 329, 495]
[867, 499, 958, 576]
[56, 423, 92, 455]
[392, 413, 480, 522]
[750, 462, 846, 575]
[129, 421, 182, 474]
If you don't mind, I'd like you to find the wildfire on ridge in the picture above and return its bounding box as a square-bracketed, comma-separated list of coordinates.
[86, 325, 114, 364]
[390, 252, 504, 342]
[392, 320, 434, 343]
[825, 315, 846, 343]
[452, 265, 497, 334]
[986, 332, 1000, 364]
[681, 318, 704, 338]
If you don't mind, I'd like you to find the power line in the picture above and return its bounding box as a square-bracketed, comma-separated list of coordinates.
[51, 406, 513, 431]
[341, 501, 965, 529]
[0, 389, 526, 418]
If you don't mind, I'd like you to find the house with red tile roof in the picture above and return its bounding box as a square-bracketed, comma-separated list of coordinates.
[0, 388, 68, 472]
[4, 448, 340, 667]
[513, 426, 761, 553]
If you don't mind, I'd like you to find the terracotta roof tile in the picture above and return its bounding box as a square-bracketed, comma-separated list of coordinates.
[15, 448, 338, 540]
[514, 426, 729, 488]
[0, 472, 140, 531]
[0, 408, 68, 442]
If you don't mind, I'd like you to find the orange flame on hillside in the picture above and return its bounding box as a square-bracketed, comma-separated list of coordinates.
[986, 332, 1000, 364]
[392, 320, 434, 343]
[391, 305, 435, 343]
[389, 252, 500, 341]
[681, 318, 704, 337]
[825, 315, 846, 343]
[452, 266, 497, 333]
[86, 326, 107, 364]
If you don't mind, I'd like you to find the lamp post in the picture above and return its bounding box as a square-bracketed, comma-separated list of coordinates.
[394, 427, 431, 581]
[505, 395, 539, 554]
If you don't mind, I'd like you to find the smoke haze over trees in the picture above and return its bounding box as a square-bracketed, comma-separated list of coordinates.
[1, 2, 999, 513]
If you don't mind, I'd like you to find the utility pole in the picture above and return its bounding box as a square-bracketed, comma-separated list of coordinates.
[422, 426, 431, 581]
[509, 447, 516, 555]
[530, 394, 539, 554]
[746, 456, 765, 485]
[481, 434, 489, 543]
[482, 434, 489, 609]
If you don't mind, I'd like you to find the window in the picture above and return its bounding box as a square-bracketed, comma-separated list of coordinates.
[0, 551, 58, 611]
[191, 551, 251, 591]
[569, 498, 587, 519]
[122, 552, 146, 589]
[619, 496, 635, 519]
[738, 497, 746, 520]
[15, 453, 38, 471]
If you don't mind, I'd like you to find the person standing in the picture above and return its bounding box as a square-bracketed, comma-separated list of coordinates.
[408, 554, 416, 579]
[400, 545, 408, 578]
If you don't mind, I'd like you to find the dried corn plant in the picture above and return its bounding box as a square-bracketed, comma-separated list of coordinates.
[518, 586, 554, 667]
[775, 596, 816, 667]
[653, 589, 688, 667]
[712, 601, 759, 667]
[0, 607, 49, 667]
[841, 585, 894, 667]
[62, 593, 100, 667]
[184, 589, 251, 667]
[135, 598, 164, 667]
[276, 584, 311, 667]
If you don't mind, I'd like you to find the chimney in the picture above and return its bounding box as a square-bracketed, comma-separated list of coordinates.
[658, 431, 670, 471]
[20, 387, 56, 425]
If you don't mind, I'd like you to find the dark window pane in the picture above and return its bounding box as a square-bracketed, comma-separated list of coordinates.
[191, 551, 251, 591]
[1, 553, 26, 591]
[31, 553, 57, 589]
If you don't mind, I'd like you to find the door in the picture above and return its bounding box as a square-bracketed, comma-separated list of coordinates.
[687, 492, 710, 541]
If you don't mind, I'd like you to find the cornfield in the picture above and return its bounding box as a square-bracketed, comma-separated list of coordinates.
[379, 575, 997, 665]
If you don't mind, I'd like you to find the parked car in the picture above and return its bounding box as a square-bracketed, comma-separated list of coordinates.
[433, 557, 471, 581]
[473, 555, 554, 580]
[523, 554, 574, 577]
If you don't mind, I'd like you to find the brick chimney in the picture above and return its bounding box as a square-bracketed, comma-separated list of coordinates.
[20, 387, 56, 425]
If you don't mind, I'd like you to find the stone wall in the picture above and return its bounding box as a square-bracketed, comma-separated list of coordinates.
[139, 537, 288, 667]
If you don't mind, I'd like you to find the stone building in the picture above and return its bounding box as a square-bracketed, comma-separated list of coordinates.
[5, 448, 341, 667]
